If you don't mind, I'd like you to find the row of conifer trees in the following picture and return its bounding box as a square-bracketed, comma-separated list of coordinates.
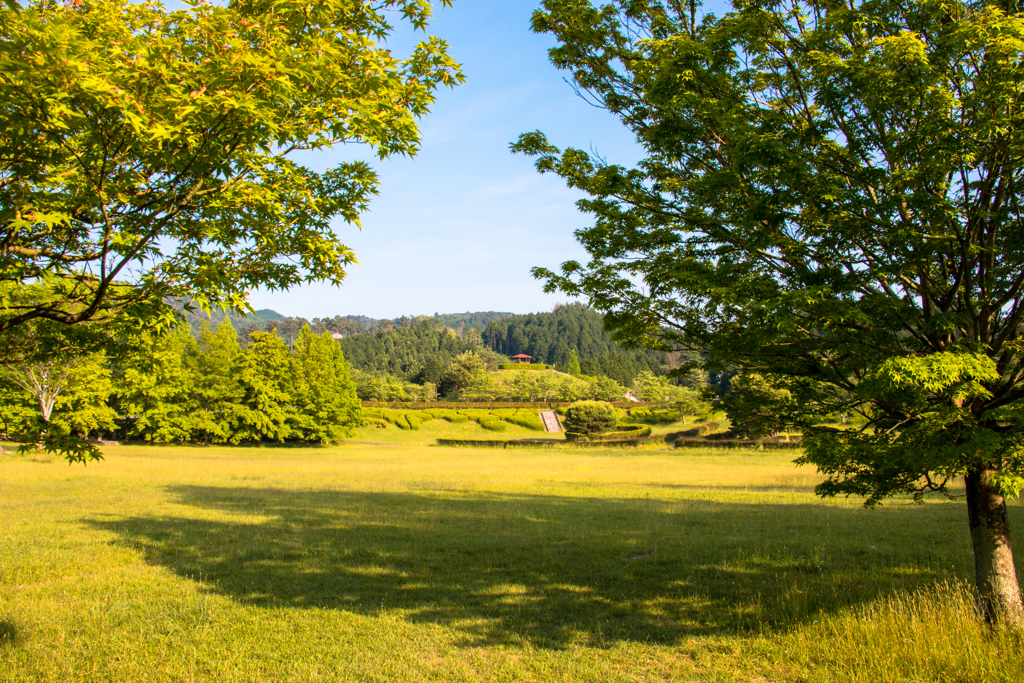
[0, 320, 362, 445]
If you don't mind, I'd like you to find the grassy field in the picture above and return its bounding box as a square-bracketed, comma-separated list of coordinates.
[2, 422, 1023, 682]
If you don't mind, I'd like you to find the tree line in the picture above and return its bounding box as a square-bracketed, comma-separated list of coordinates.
[181, 306, 513, 351]
[0, 320, 361, 445]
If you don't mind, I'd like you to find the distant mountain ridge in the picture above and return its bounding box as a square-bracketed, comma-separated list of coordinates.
[179, 304, 512, 336]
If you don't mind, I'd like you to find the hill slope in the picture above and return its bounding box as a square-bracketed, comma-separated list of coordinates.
[482, 303, 668, 385]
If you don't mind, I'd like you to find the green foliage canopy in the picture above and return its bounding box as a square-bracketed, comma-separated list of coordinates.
[0, 0, 462, 333]
[518, 0, 1024, 622]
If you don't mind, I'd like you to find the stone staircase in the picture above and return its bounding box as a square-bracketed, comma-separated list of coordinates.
[539, 410, 562, 433]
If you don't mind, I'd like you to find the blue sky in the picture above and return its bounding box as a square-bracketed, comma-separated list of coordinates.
[246, 1, 642, 319]
[250, 1, 730, 320]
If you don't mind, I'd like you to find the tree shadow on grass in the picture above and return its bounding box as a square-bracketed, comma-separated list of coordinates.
[89, 486, 978, 649]
[0, 618, 19, 647]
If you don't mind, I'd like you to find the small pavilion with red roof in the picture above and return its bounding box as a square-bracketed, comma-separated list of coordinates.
[511, 354, 533, 364]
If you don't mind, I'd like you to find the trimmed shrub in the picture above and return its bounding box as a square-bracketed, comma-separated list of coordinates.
[365, 400, 649, 410]
[436, 438, 559, 448]
[564, 401, 618, 435]
[705, 430, 740, 441]
[592, 424, 653, 440]
[491, 408, 517, 418]
[364, 401, 459, 409]
[673, 437, 803, 450]
[504, 440, 559, 449]
[566, 424, 653, 442]
[405, 415, 423, 430]
[671, 422, 721, 439]
[459, 408, 492, 420]
[480, 419, 507, 432]
[570, 437, 662, 448]
[555, 406, 568, 416]
[761, 436, 802, 446]
[625, 407, 681, 424]
[362, 417, 389, 429]
[444, 414, 469, 423]
[505, 411, 545, 431]
[406, 410, 433, 422]
[498, 363, 551, 370]
[435, 437, 663, 449]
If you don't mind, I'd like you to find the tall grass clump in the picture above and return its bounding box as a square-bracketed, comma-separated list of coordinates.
[779, 581, 1024, 682]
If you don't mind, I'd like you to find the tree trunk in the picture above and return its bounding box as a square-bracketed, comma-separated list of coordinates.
[965, 466, 1024, 626]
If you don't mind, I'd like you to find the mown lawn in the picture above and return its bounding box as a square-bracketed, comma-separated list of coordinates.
[2, 432, 1022, 682]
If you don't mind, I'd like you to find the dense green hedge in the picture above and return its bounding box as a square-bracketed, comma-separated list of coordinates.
[436, 438, 633, 449]
[568, 437, 664, 448]
[672, 422, 722, 438]
[363, 401, 646, 410]
[504, 440, 560, 449]
[435, 438, 556, 448]
[504, 411, 545, 431]
[435, 439, 512, 448]
[673, 438, 803, 450]
[590, 424, 653, 440]
[565, 423, 653, 442]
[625, 407, 682, 424]
[497, 363, 552, 370]
[365, 403, 639, 435]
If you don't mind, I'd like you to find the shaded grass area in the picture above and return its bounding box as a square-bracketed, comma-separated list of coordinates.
[91, 486, 968, 646]
[0, 619, 18, 648]
[2, 445, 1023, 681]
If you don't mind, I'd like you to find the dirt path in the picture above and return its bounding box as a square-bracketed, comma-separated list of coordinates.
[539, 410, 562, 433]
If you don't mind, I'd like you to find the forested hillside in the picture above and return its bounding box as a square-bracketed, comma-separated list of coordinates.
[336, 317, 486, 379]
[171, 304, 689, 392]
[178, 303, 683, 389]
[180, 305, 512, 348]
[430, 311, 512, 333]
[482, 304, 668, 385]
